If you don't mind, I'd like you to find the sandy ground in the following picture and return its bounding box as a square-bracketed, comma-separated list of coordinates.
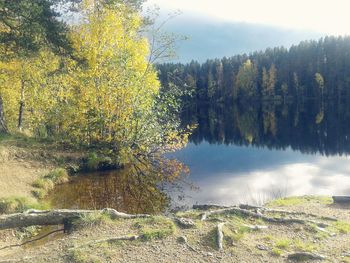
[0, 145, 51, 198]
[0, 140, 80, 199]
[0, 198, 350, 263]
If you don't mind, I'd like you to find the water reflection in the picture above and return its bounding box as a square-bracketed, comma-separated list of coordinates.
[170, 143, 350, 206]
[184, 100, 350, 156]
[49, 161, 187, 214]
[50, 99, 350, 210]
[169, 100, 350, 205]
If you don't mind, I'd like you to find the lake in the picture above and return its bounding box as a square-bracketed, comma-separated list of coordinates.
[49, 99, 350, 212]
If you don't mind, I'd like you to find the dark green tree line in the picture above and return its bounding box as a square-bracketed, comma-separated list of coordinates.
[158, 36, 350, 104]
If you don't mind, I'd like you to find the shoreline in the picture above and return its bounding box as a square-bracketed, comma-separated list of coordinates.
[1, 135, 350, 262]
[0, 196, 349, 262]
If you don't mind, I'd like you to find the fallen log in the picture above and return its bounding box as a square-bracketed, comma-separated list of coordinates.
[200, 207, 330, 227]
[0, 209, 150, 230]
[193, 204, 229, 210]
[242, 224, 268, 230]
[239, 204, 337, 221]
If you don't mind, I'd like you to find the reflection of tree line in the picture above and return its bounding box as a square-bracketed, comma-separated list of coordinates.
[49, 160, 189, 214]
[182, 99, 350, 156]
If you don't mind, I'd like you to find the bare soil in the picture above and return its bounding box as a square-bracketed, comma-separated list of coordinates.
[0, 138, 81, 199]
[0, 198, 349, 263]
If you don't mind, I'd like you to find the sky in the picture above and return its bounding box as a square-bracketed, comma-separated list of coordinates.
[146, 0, 350, 35]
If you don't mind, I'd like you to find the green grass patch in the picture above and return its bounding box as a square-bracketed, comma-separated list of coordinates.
[333, 221, 350, 234]
[0, 196, 49, 214]
[202, 227, 219, 249]
[44, 168, 69, 184]
[294, 239, 316, 252]
[175, 210, 201, 219]
[224, 224, 250, 243]
[268, 196, 332, 207]
[72, 212, 114, 229]
[133, 216, 176, 241]
[275, 238, 291, 249]
[31, 168, 69, 199]
[271, 247, 283, 256]
[0, 133, 55, 149]
[201, 222, 252, 250]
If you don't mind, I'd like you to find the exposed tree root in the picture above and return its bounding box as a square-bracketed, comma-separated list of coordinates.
[239, 204, 337, 221]
[217, 222, 225, 251]
[0, 229, 64, 251]
[315, 226, 336, 237]
[173, 217, 196, 228]
[0, 209, 150, 230]
[200, 207, 330, 227]
[242, 224, 268, 230]
[193, 204, 229, 210]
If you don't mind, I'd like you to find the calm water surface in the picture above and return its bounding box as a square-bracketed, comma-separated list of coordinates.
[169, 142, 350, 206]
[49, 100, 350, 212]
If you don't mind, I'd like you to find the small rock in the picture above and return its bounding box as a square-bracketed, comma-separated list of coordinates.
[287, 252, 326, 261]
[207, 252, 214, 257]
[256, 244, 270, 251]
[177, 236, 187, 244]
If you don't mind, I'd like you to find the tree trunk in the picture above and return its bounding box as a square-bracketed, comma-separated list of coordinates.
[0, 96, 8, 133]
[0, 209, 150, 230]
[18, 80, 25, 131]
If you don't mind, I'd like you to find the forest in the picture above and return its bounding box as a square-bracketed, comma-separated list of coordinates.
[0, 0, 188, 168]
[158, 36, 350, 104]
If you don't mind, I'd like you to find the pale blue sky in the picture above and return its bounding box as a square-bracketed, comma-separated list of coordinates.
[146, 0, 350, 35]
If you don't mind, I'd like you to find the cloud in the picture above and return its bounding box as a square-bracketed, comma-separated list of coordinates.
[175, 149, 350, 206]
[146, 0, 350, 35]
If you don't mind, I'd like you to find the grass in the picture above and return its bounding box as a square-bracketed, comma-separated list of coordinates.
[224, 224, 250, 243]
[294, 239, 316, 252]
[133, 216, 176, 241]
[268, 196, 333, 207]
[0, 196, 49, 214]
[203, 227, 219, 249]
[275, 238, 291, 249]
[31, 168, 69, 199]
[175, 210, 201, 219]
[201, 221, 253, 250]
[15, 226, 42, 240]
[68, 248, 102, 263]
[44, 168, 69, 184]
[333, 221, 350, 234]
[271, 247, 283, 256]
[0, 132, 55, 149]
[72, 212, 114, 229]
